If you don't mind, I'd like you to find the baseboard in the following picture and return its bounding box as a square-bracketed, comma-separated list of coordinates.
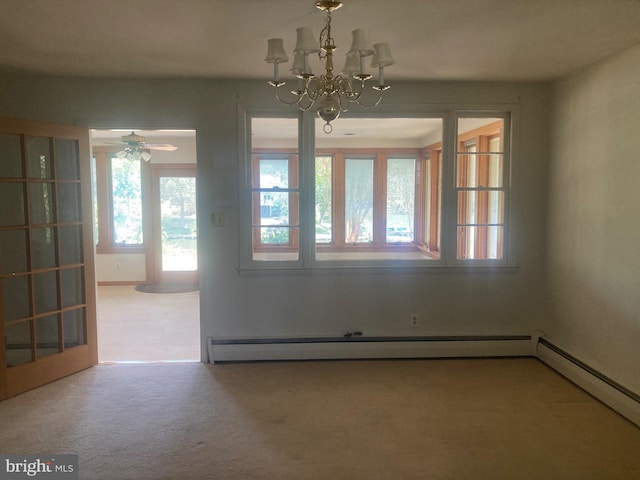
[536, 338, 640, 427]
[208, 335, 534, 363]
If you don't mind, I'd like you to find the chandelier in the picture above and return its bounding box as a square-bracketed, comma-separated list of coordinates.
[264, 0, 395, 133]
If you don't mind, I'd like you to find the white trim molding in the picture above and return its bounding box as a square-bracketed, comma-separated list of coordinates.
[208, 335, 535, 363]
[537, 338, 640, 428]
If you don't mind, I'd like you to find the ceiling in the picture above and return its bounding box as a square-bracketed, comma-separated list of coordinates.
[2, 0, 640, 82]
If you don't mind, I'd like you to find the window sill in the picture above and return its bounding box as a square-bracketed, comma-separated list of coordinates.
[96, 245, 147, 255]
[236, 264, 519, 276]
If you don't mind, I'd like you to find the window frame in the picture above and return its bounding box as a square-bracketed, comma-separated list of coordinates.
[93, 146, 149, 254]
[238, 107, 518, 273]
[450, 112, 512, 266]
[251, 150, 300, 253]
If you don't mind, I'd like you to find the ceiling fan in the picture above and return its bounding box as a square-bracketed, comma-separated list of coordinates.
[115, 131, 178, 162]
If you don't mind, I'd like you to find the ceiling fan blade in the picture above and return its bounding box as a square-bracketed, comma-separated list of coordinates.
[145, 144, 178, 151]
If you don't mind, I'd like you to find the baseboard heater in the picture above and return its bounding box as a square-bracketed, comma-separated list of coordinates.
[208, 335, 534, 363]
[537, 337, 640, 427]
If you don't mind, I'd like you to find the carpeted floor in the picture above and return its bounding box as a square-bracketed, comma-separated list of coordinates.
[1, 358, 639, 479]
[97, 285, 200, 363]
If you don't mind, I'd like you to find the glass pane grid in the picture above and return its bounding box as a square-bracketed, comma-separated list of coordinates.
[5, 320, 33, 367]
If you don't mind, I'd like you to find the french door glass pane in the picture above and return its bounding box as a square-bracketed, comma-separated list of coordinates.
[1, 127, 90, 374]
[33, 271, 59, 314]
[61, 267, 84, 308]
[28, 183, 55, 225]
[36, 314, 60, 359]
[315, 156, 332, 243]
[59, 225, 83, 265]
[0, 230, 28, 274]
[25, 136, 52, 179]
[111, 157, 143, 245]
[63, 308, 86, 348]
[57, 183, 82, 223]
[5, 321, 32, 367]
[159, 176, 198, 272]
[55, 139, 81, 180]
[0, 133, 22, 178]
[2, 276, 30, 322]
[345, 159, 374, 243]
[386, 158, 416, 243]
[31, 227, 57, 270]
[0, 183, 25, 226]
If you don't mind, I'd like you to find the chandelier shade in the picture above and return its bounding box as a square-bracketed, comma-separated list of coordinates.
[264, 0, 394, 133]
[264, 38, 289, 63]
[371, 43, 395, 68]
[348, 29, 374, 57]
[294, 27, 321, 54]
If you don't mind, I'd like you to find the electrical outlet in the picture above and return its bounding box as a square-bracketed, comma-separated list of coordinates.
[410, 314, 419, 328]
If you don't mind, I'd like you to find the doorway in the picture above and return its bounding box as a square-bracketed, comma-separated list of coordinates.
[90, 129, 200, 363]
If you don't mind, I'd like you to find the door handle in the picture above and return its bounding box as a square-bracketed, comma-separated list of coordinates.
[0, 272, 16, 279]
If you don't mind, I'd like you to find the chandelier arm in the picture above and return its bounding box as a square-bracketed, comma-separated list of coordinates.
[337, 91, 352, 112]
[353, 88, 384, 108]
[297, 95, 316, 111]
[306, 77, 324, 102]
[273, 84, 306, 107]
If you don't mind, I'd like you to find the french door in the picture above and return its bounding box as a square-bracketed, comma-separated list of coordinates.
[0, 117, 97, 400]
[150, 165, 198, 285]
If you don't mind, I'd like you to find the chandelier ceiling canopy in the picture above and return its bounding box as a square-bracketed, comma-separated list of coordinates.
[265, 0, 395, 133]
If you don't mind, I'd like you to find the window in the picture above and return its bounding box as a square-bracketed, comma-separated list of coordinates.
[242, 111, 512, 269]
[314, 117, 442, 262]
[110, 155, 144, 245]
[93, 147, 147, 253]
[455, 117, 508, 260]
[250, 117, 300, 262]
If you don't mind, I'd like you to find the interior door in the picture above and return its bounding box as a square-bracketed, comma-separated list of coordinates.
[150, 165, 198, 285]
[0, 117, 97, 400]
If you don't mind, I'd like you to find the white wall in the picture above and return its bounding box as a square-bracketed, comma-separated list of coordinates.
[0, 77, 551, 359]
[547, 45, 640, 393]
[95, 253, 146, 283]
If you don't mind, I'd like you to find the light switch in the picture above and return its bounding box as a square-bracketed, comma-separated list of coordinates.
[211, 212, 225, 226]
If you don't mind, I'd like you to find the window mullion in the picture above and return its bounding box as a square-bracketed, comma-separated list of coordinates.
[441, 112, 458, 265]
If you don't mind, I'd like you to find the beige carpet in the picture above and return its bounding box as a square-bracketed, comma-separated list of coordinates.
[1, 358, 639, 479]
[97, 285, 200, 362]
